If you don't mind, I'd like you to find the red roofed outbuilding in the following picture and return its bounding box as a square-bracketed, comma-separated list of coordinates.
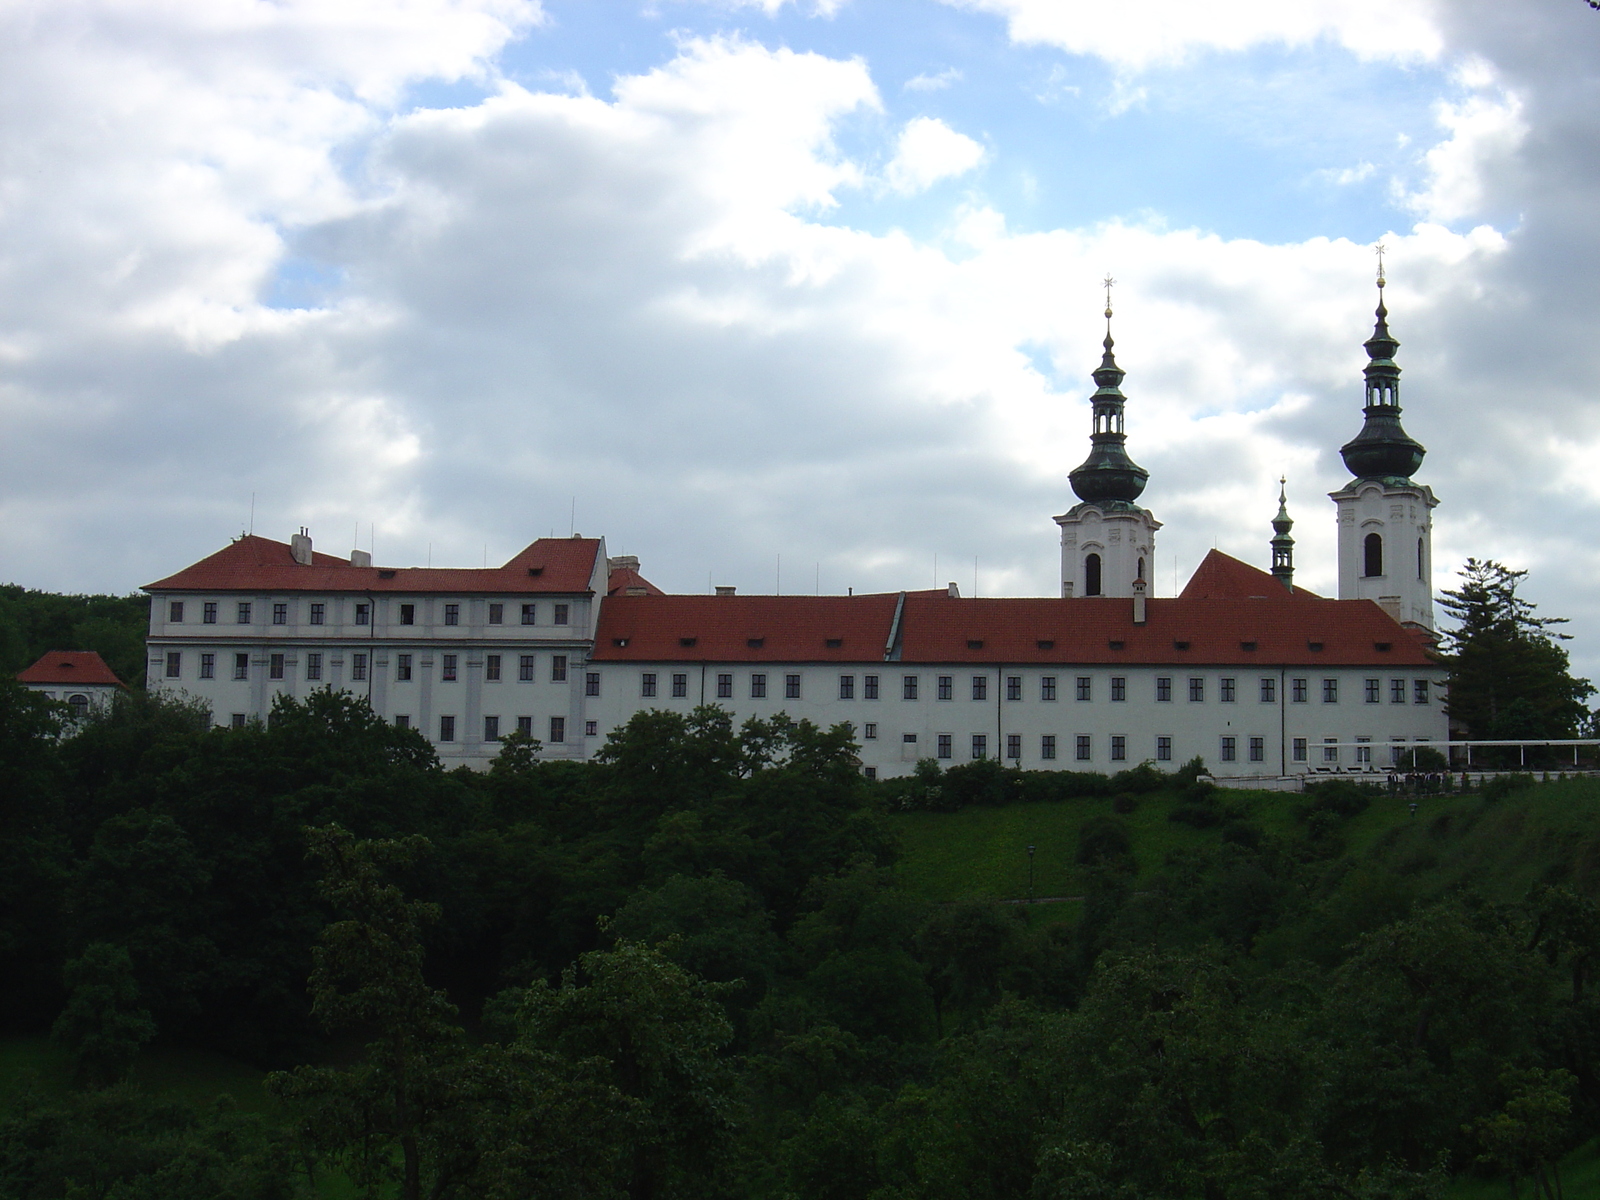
[17, 650, 126, 719]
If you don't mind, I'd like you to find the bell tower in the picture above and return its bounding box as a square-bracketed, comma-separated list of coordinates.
[1329, 249, 1437, 629]
[1056, 278, 1161, 598]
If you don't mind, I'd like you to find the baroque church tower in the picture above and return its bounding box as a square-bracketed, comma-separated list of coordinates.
[1330, 259, 1437, 630]
[1056, 283, 1161, 598]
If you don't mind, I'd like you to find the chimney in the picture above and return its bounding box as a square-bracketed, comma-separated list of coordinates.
[608, 555, 640, 571]
[1132, 577, 1147, 625]
[350, 549, 372, 568]
[1378, 596, 1403, 623]
[947, 582, 960, 599]
[715, 586, 736, 596]
[291, 527, 313, 565]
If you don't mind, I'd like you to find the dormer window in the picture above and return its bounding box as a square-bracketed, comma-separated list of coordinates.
[679, 637, 697, 647]
[1240, 641, 1257, 651]
[966, 639, 984, 650]
[747, 638, 765, 649]
[1173, 640, 1190, 651]
[825, 638, 843, 648]
[1308, 641, 1324, 652]
[1036, 640, 1055, 650]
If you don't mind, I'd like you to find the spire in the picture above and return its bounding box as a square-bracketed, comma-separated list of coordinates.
[1339, 246, 1426, 481]
[1068, 277, 1149, 506]
[1270, 477, 1295, 591]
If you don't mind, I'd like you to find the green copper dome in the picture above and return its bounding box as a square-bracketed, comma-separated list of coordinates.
[1340, 288, 1426, 481]
[1069, 334, 1149, 505]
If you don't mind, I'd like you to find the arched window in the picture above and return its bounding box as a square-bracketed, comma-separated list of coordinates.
[1417, 537, 1425, 581]
[68, 694, 89, 718]
[1137, 557, 1145, 580]
[1363, 532, 1383, 578]
[1084, 553, 1103, 596]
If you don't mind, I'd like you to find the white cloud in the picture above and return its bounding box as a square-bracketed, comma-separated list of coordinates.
[905, 67, 963, 92]
[883, 116, 986, 194]
[1316, 162, 1376, 186]
[945, 0, 1442, 70]
[1399, 64, 1526, 223]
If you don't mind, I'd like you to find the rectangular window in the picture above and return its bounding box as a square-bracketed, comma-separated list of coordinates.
[937, 675, 953, 701]
[972, 734, 988, 760]
[399, 603, 415, 626]
[716, 673, 733, 699]
[971, 676, 987, 701]
[395, 715, 410, 729]
[444, 603, 460, 626]
[641, 672, 657, 698]
[1076, 676, 1092, 701]
[1249, 736, 1265, 762]
[269, 653, 285, 681]
[1110, 735, 1127, 762]
[484, 715, 500, 742]
[1156, 677, 1172, 702]
[1007, 676, 1022, 701]
[839, 675, 855, 700]
[273, 603, 288, 625]
[585, 720, 598, 737]
[864, 766, 877, 781]
[586, 672, 600, 697]
[442, 654, 458, 682]
[234, 653, 250, 680]
[1188, 677, 1205, 702]
[554, 604, 569, 625]
[439, 715, 455, 742]
[1292, 678, 1308, 703]
[486, 654, 501, 682]
[203, 602, 217, 624]
[237, 602, 252, 624]
[521, 604, 536, 625]
[488, 603, 503, 624]
[1260, 677, 1276, 703]
[1156, 735, 1172, 762]
[230, 713, 246, 729]
[549, 716, 566, 743]
[1041, 676, 1057, 702]
[864, 675, 880, 700]
[785, 674, 801, 700]
[169, 601, 184, 623]
[310, 603, 325, 626]
[863, 723, 877, 739]
[1322, 678, 1338, 704]
[1323, 737, 1339, 763]
[1413, 679, 1430, 704]
[1221, 736, 1237, 762]
[671, 673, 688, 698]
[396, 654, 412, 681]
[164, 651, 181, 678]
[1007, 733, 1023, 760]
[1292, 737, 1307, 762]
[937, 733, 953, 759]
[199, 653, 215, 680]
[1356, 737, 1372, 764]
[1391, 678, 1407, 703]
[551, 656, 567, 683]
[352, 653, 367, 682]
[354, 603, 369, 626]
[306, 652, 322, 682]
[1075, 735, 1092, 761]
[1365, 678, 1380, 703]
[903, 675, 919, 701]
[1220, 678, 1236, 703]
[1110, 676, 1126, 702]
[517, 716, 533, 737]
[1041, 734, 1057, 760]
[519, 655, 535, 682]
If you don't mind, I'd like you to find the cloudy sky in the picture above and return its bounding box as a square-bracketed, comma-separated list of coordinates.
[3, 0, 1599, 674]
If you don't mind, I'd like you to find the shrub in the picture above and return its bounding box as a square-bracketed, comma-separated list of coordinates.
[1111, 793, 1139, 815]
[1077, 815, 1135, 869]
[1482, 773, 1535, 803]
[1108, 762, 1167, 795]
[1301, 779, 1376, 822]
[1169, 804, 1223, 830]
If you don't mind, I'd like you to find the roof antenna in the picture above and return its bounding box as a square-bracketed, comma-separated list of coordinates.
[569, 497, 576, 537]
[249, 492, 255, 536]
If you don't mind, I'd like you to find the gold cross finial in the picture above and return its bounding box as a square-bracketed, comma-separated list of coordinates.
[1103, 274, 1116, 321]
[1374, 242, 1386, 288]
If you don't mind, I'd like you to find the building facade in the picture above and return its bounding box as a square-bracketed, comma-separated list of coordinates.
[16, 650, 127, 719]
[145, 283, 1449, 779]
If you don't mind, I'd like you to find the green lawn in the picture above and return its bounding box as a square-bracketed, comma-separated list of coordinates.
[0, 1035, 273, 1112]
[1444, 1138, 1600, 1199]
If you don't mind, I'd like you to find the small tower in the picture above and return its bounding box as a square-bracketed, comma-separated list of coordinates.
[1270, 478, 1295, 591]
[1329, 250, 1438, 629]
[1056, 278, 1161, 598]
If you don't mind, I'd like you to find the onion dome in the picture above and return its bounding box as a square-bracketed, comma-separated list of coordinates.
[1340, 270, 1425, 481]
[1269, 478, 1295, 591]
[1069, 288, 1148, 505]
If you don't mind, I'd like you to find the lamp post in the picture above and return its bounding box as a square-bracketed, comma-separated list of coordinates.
[1026, 844, 1035, 905]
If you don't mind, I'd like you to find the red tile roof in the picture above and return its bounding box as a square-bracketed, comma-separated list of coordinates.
[592, 593, 906, 662]
[17, 650, 127, 687]
[1179, 549, 1320, 600]
[144, 535, 603, 595]
[592, 588, 1435, 668]
[607, 566, 665, 597]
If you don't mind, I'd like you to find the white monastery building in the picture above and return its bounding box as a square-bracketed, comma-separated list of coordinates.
[145, 280, 1448, 780]
[16, 650, 128, 719]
